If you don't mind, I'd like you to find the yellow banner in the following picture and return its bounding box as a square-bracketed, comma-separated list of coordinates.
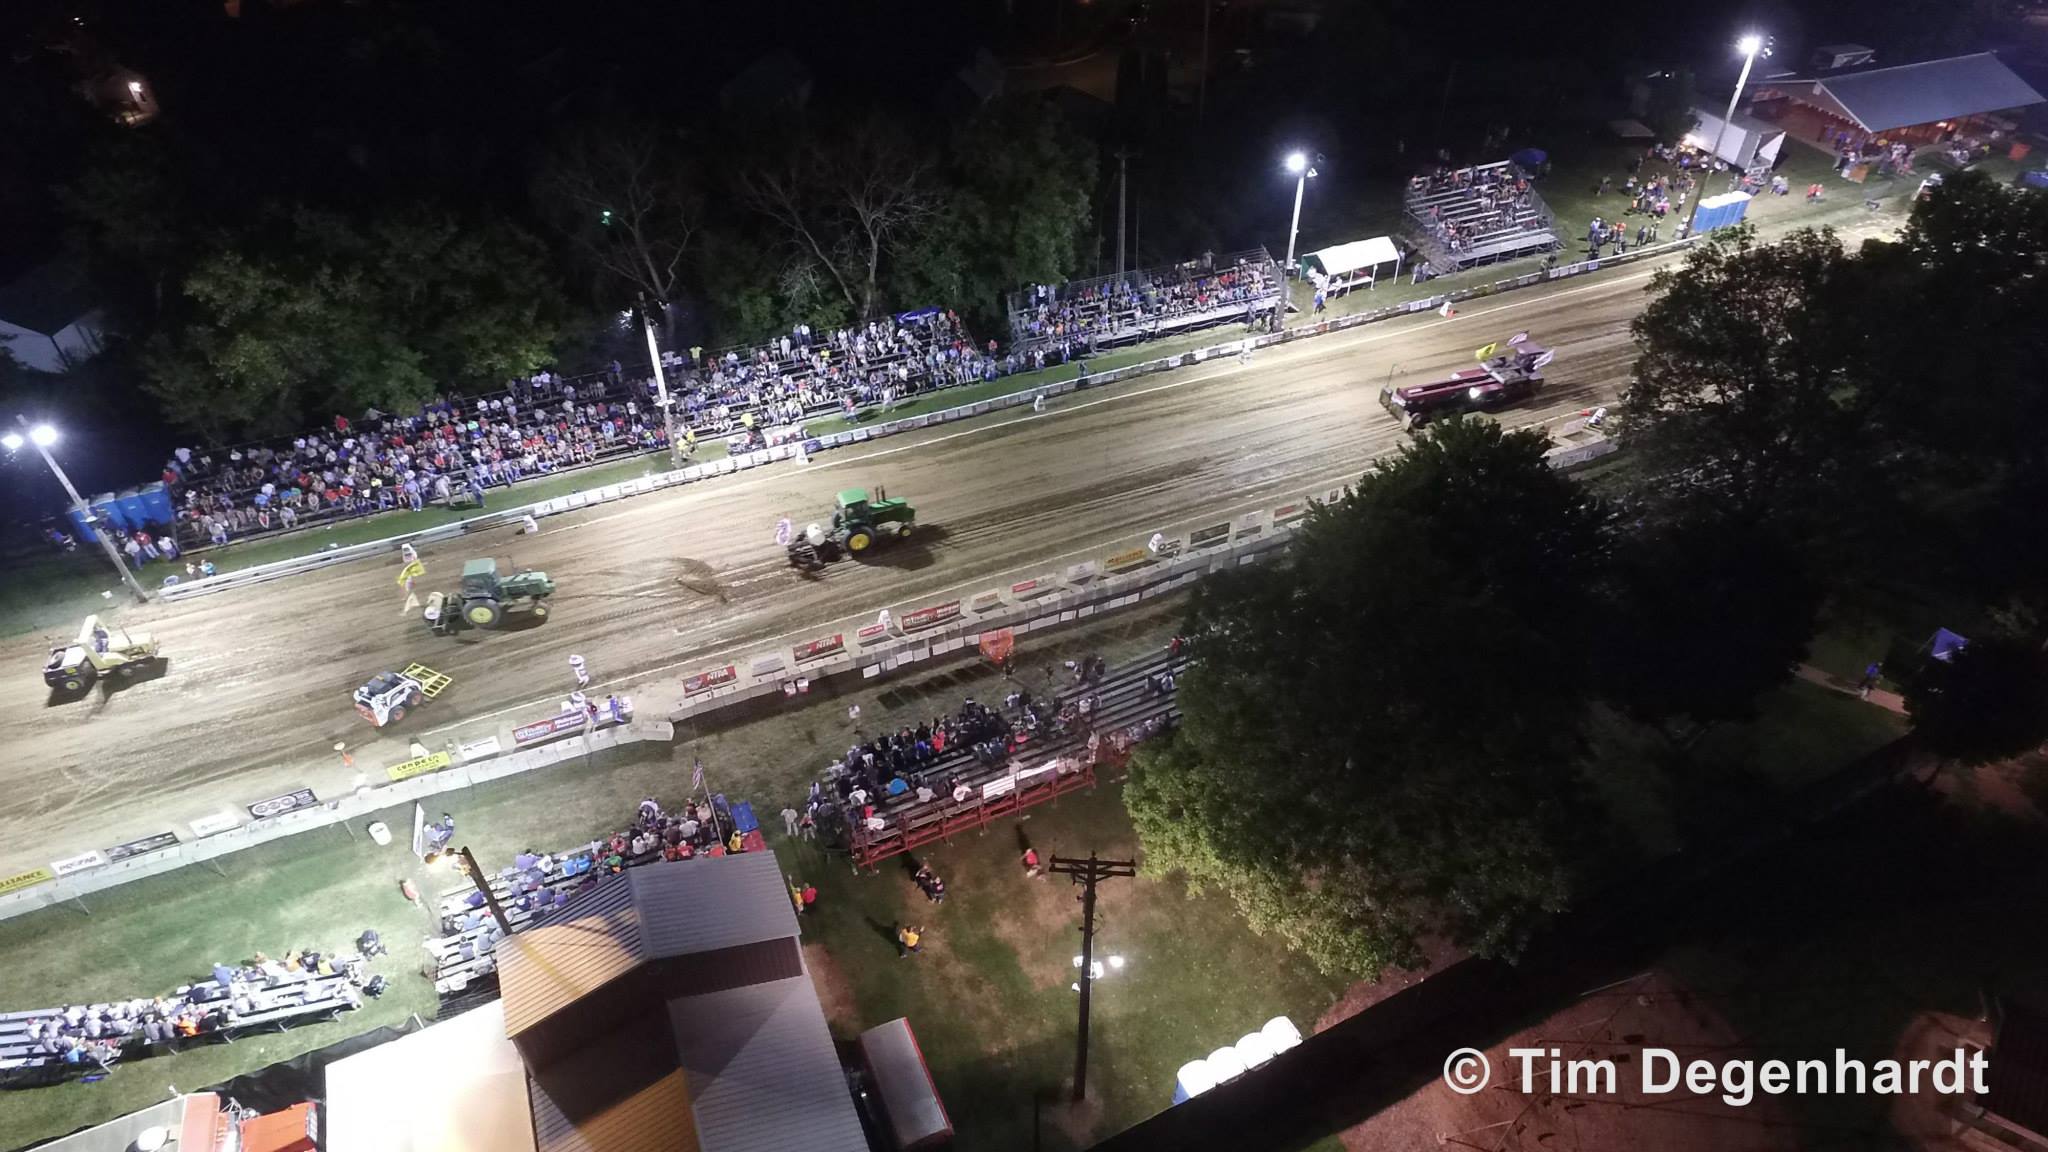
[1105, 547, 1151, 569]
[396, 560, 426, 586]
[386, 751, 452, 782]
[0, 867, 54, 897]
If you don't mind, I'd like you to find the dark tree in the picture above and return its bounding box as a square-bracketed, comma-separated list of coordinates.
[535, 118, 700, 322]
[1903, 633, 2048, 767]
[1127, 418, 1612, 976]
[1622, 227, 1877, 516]
[1600, 500, 1820, 733]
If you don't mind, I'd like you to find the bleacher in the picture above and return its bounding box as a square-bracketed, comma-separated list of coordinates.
[847, 646, 1185, 867]
[1404, 160, 1561, 275]
[0, 966, 364, 1086]
[1006, 250, 1281, 353]
[424, 799, 771, 997]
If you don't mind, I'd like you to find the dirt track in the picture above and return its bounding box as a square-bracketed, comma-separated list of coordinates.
[0, 263, 1662, 873]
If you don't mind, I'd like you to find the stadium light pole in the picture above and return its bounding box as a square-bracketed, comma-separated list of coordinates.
[637, 296, 683, 466]
[1282, 151, 1317, 279]
[1687, 32, 1767, 240]
[3, 418, 152, 604]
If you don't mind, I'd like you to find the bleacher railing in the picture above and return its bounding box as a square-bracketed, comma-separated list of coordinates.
[1005, 248, 1278, 339]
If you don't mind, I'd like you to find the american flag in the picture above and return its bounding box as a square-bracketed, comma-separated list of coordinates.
[691, 758, 704, 792]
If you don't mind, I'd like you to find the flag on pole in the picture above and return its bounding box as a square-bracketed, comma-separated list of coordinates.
[396, 559, 425, 587]
[1474, 342, 1499, 361]
[691, 758, 704, 793]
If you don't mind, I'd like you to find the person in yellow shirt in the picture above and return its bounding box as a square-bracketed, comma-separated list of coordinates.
[789, 877, 806, 916]
[728, 829, 745, 855]
[896, 923, 923, 958]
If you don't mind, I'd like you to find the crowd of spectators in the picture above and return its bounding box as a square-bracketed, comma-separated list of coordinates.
[6, 932, 382, 1074]
[162, 368, 670, 546]
[656, 311, 1005, 438]
[1010, 254, 1277, 351]
[157, 309, 1011, 549]
[1407, 163, 1546, 257]
[441, 792, 762, 941]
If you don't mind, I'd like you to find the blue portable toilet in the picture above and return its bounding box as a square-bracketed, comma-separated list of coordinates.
[117, 488, 149, 529]
[65, 506, 95, 539]
[90, 492, 130, 533]
[137, 482, 176, 526]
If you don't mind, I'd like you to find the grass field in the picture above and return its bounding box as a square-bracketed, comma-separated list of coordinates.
[778, 779, 1352, 1152]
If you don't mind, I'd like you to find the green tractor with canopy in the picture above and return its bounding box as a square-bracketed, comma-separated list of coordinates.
[424, 558, 556, 633]
[786, 487, 917, 568]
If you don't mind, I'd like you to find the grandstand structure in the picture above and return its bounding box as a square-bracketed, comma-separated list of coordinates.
[1006, 248, 1281, 351]
[164, 309, 991, 550]
[1404, 160, 1561, 275]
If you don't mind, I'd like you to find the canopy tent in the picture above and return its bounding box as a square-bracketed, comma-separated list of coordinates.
[1684, 107, 1786, 169]
[1302, 237, 1401, 291]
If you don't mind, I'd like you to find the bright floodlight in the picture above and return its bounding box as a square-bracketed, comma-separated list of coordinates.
[128, 80, 143, 97]
[0, 433, 20, 452]
[1108, 955, 1126, 970]
[1284, 151, 1308, 174]
[1737, 33, 1763, 56]
[29, 424, 57, 447]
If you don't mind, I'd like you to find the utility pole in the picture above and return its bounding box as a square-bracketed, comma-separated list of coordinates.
[457, 846, 514, 936]
[15, 417, 151, 604]
[1049, 852, 1137, 1102]
[639, 296, 682, 466]
[1113, 148, 1136, 280]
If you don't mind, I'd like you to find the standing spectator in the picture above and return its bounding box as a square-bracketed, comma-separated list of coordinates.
[569, 654, 590, 689]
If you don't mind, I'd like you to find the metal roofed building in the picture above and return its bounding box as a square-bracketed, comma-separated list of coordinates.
[1752, 52, 2045, 142]
[326, 851, 866, 1152]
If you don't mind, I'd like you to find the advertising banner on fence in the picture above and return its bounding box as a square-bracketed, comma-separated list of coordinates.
[248, 788, 319, 820]
[792, 634, 846, 663]
[387, 750, 452, 782]
[1188, 522, 1231, 549]
[0, 867, 53, 897]
[899, 601, 962, 633]
[458, 736, 502, 761]
[683, 665, 737, 695]
[107, 832, 180, 862]
[50, 850, 108, 878]
[188, 811, 241, 838]
[514, 711, 591, 746]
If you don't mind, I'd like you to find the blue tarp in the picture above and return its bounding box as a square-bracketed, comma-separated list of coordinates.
[1928, 628, 1970, 662]
[1510, 148, 1548, 169]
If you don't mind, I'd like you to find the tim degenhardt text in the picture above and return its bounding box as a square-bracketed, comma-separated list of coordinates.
[1508, 1046, 1990, 1107]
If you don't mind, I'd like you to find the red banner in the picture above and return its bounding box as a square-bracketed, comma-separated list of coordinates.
[683, 665, 738, 695]
[792, 634, 846, 663]
[899, 600, 962, 633]
[857, 622, 890, 642]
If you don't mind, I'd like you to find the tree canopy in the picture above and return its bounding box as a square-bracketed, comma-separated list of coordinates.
[1127, 419, 1611, 976]
[141, 208, 560, 441]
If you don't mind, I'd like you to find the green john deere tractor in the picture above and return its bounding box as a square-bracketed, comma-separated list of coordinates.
[425, 557, 556, 633]
[786, 487, 917, 569]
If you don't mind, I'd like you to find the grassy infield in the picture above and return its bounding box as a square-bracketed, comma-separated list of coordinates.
[0, 139, 1936, 1149]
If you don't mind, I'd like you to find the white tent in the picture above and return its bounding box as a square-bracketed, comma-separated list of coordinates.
[1303, 237, 1402, 290]
[1683, 107, 1786, 170]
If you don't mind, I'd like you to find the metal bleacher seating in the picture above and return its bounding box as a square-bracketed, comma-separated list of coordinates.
[1405, 160, 1562, 275]
[848, 646, 1185, 866]
[422, 646, 1188, 994]
[0, 971, 361, 1084]
[1006, 251, 1280, 352]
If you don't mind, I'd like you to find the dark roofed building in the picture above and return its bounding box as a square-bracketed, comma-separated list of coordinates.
[0, 259, 107, 374]
[324, 852, 866, 1152]
[1752, 52, 2045, 145]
